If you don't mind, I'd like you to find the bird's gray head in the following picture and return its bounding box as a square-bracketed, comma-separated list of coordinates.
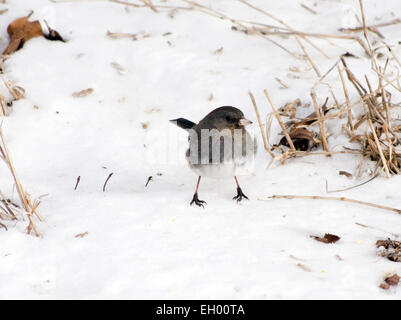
[201, 106, 252, 130]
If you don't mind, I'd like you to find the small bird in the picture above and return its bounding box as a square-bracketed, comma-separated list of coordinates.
[170, 106, 256, 207]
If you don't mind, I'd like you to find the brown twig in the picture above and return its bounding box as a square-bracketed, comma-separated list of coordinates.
[0, 125, 40, 236]
[249, 91, 274, 157]
[263, 194, 401, 215]
[311, 90, 330, 153]
[300, 3, 317, 15]
[337, 65, 354, 132]
[368, 119, 391, 178]
[103, 173, 114, 192]
[264, 89, 296, 151]
[74, 176, 81, 190]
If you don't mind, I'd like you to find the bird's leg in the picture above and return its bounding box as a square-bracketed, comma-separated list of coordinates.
[190, 176, 207, 207]
[233, 176, 249, 202]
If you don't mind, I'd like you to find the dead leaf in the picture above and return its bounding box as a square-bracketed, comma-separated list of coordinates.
[297, 263, 311, 272]
[379, 283, 390, 290]
[279, 99, 301, 118]
[213, 47, 224, 55]
[385, 274, 400, 286]
[293, 98, 330, 128]
[310, 233, 341, 244]
[339, 170, 352, 178]
[72, 88, 94, 98]
[75, 232, 88, 238]
[279, 127, 316, 151]
[3, 11, 43, 55]
[376, 238, 401, 262]
[3, 12, 65, 55]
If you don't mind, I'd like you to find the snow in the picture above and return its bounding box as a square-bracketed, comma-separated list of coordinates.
[0, 0, 401, 299]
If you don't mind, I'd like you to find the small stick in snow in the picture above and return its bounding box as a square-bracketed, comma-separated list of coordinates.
[264, 89, 296, 152]
[0, 125, 41, 236]
[295, 36, 321, 77]
[311, 90, 330, 153]
[263, 194, 401, 215]
[248, 91, 274, 158]
[274, 77, 289, 89]
[145, 176, 153, 187]
[0, 221, 7, 231]
[337, 65, 354, 132]
[368, 119, 390, 178]
[355, 222, 399, 238]
[72, 88, 94, 98]
[74, 176, 81, 191]
[103, 173, 114, 192]
[297, 263, 311, 272]
[75, 231, 88, 238]
[300, 3, 317, 15]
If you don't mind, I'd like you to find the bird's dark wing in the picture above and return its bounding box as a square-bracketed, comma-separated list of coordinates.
[169, 118, 196, 130]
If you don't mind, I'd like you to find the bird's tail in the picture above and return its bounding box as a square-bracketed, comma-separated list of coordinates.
[169, 118, 196, 130]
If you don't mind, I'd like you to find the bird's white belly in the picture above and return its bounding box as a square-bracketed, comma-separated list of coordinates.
[190, 162, 236, 179]
[187, 156, 255, 179]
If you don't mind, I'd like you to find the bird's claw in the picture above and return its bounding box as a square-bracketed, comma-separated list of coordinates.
[190, 193, 207, 208]
[233, 187, 249, 203]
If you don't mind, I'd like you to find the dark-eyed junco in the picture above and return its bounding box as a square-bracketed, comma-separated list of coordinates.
[170, 106, 257, 207]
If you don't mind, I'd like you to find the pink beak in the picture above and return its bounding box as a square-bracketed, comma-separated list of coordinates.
[239, 118, 253, 126]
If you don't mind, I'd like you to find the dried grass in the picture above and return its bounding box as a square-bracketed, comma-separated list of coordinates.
[0, 125, 42, 236]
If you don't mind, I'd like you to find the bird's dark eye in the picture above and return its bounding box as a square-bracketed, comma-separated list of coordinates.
[225, 116, 234, 123]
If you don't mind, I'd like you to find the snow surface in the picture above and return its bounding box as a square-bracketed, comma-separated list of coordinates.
[1, 0, 401, 299]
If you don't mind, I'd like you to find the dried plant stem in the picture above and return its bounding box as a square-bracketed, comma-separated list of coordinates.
[337, 66, 353, 132]
[264, 89, 296, 151]
[0, 93, 7, 117]
[300, 3, 317, 15]
[140, 0, 157, 12]
[355, 222, 399, 238]
[103, 173, 114, 192]
[295, 36, 321, 77]
[274, 77, 289, 89]
[311, 90, 330, 153]
[264, 194, 401, 215]
[340, 18, 401, 33]
[237, 0, 329, 59]
[0, 126, 40, 236]
[368, 119, 390, 178]
[249, 91, 273, 157]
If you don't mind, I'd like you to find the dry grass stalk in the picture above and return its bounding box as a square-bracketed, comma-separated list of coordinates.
[339, 18, 401, 33]
[294, 36, 321, 77]
[275, 77, 289, 89]
[300, 3, 317, 15]
[248, 91, 274, 158]
[0, 125, 41, 236]
[264, 194, 401, 215]
[311, 90, 329, 153]
[337, 66, 354, 132]
[3, 80, 25, 101]
[237, 0, 329, 59]
[140, 0, 157, 12]
[368, 119, 390, 178]
[264, 89, 296, 151]
[0, 92, 7, 117]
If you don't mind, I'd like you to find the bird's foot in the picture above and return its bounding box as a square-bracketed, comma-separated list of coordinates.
[190, 193, 207, 208]
[233, 187, 249, 203]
